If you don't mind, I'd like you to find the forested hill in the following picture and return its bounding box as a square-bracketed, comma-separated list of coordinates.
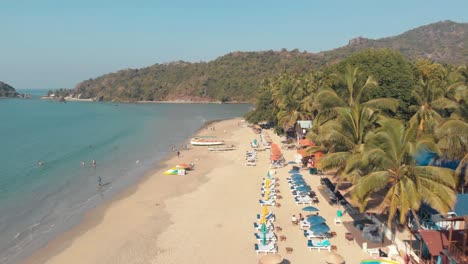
[0, 81, 18, 97]
[72, 20, 467, 102]
[319, 20, 468, 65]
[74, 51, 320, 102]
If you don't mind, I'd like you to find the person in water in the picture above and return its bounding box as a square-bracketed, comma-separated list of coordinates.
[37, 161, 43, 167]
[92, 160, 96, 168]
[81, 161, 85, 167]
[98, 176, 102, 187]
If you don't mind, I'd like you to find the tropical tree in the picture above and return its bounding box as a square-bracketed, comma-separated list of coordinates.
[314, 65, 398, 123]
[352, 119, 457, 225]
[314, 104, 384, 184]
[408, 78, 461, 138]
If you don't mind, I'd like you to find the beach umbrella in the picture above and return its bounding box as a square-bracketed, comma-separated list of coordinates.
[288, 170, 300, 174]
[259, 254, 283, 264]
[296, 186, 311, 191]
[260, 223, 268, 245]
[259, 214, 266, 224]
[262, 205, 269, 216]
[267, 171, 271, 178]
[265, 178, 271, 187]
[310, 223, 330, 234]
[306, 215, 326, 225]
[302, 206, 319, 212]
[324, 252, 345, 264]
[291, 174, 303, 178]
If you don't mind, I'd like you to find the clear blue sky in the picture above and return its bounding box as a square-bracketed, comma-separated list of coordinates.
[1, 0, 467, 89]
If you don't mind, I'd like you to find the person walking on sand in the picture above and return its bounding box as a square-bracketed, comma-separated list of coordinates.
[177, 150, 180, 158]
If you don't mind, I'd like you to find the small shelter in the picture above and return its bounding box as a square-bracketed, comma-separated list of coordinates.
[296, 120, 312, 139]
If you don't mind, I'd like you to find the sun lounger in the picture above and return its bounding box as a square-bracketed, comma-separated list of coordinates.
[307, 239, 331, 252]
[254, 222, 274, 231]
[303, 230, 328, 239]
[367, 248, 380, 256]
[300, 220, 310, 229]
[257, 213, 275, 221]
[255, 242, 278, 254]
[259, 199, 276, 206]
[254, 232, 277, 242]
[295, 197, 313, 205]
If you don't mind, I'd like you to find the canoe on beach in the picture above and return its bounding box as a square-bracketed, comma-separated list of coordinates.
[190, 137, 225, 146]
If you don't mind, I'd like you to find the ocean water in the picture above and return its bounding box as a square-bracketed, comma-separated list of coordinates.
[0, 90, 250, 264]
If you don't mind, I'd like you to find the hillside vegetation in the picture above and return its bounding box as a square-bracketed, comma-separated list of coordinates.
[70, 20, 468, 102]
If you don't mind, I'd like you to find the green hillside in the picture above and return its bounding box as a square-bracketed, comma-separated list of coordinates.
[71, 20, 468, 102]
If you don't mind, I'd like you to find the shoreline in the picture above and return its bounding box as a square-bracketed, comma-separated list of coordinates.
[22, 117, 241, 264]
[39, 97, 251, 104]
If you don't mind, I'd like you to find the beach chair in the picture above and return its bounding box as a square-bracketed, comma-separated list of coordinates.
[254, 232, 277, 242]
[307, 239, 331, 252]
[257, 213, 275, 222]
[303, 230, 328, 239]
[299, 220, 310, 229]
[295, 196, 313, 205]
[254, 222, 274, 231]
[259, 199, 276, 206]
[367, 248, 380, 256]
[254, 242, 278, 254]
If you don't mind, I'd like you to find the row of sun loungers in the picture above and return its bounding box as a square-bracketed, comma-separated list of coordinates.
[254, 175, 279, 254]
[286, 171, 335, 253]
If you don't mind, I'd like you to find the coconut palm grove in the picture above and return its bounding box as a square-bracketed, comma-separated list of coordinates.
[245, 49, 468, 226]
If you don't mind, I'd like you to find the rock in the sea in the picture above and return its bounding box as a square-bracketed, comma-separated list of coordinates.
[0, 81, 19, 97]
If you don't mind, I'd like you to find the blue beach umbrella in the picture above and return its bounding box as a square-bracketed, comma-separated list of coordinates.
[297, 186, 311, 192]
[306, 215, 326, 225]
[267, 171, 271, 178]
[288, 170, 300, 174]
[310, 223, 330, 234]
[302, 206, 319, 212]
[291, 173, 303, 177]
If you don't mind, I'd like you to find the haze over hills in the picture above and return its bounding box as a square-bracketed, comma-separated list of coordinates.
[71, 20, 467, 102]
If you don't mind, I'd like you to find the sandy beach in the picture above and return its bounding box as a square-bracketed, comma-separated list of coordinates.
[24, 118, 377, 264]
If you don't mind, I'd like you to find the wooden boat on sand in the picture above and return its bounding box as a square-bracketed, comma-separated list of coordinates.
[190, 137, 225, 146]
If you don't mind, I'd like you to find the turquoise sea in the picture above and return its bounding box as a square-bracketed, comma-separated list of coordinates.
[0, 90, 250, 264]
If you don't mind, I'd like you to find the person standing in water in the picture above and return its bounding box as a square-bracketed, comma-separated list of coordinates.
[92, 160, 96, 168]
[37, 161, 43, 167]
[81, 161, 85, 167]
[98, 176, 102, 187]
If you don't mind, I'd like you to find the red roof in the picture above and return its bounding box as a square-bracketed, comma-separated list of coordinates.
[299, 139, 315, 147]
[419, 230, 449, 256]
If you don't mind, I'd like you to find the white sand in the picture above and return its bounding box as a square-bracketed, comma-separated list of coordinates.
[24, 118, 376, 264]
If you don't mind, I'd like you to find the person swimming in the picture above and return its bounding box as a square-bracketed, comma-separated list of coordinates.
[37, 161, 43, 167]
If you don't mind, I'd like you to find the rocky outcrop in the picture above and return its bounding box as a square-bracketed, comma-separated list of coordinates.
[0, 81, 18, 97]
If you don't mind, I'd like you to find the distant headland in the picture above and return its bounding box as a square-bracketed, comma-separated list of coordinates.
[0, 81, 31, 98]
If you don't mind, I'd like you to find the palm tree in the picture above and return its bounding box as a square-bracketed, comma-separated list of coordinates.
[314, 65, 398, 113]
[408, 74, 463, 138]
[271, 74, 312, 130]
[352, 119, 457, 225]
[314, 104, 384, 184]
